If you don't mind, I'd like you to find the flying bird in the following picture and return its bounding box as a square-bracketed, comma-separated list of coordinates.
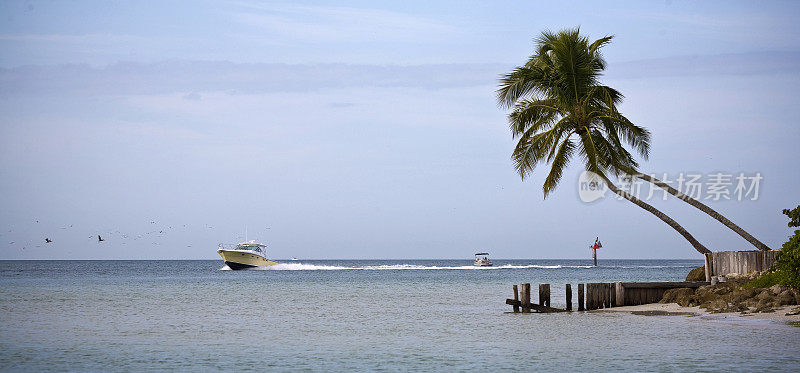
[45, 238, 52, 243]
[98, 235, 104, 242]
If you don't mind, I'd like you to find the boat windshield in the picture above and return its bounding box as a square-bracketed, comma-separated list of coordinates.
[237, 245, 263, 253]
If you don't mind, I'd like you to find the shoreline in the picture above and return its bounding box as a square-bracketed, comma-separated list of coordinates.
[599, 303, 800, 326]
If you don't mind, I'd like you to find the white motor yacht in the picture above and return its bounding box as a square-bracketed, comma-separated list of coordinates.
[217, 240, 277, 270]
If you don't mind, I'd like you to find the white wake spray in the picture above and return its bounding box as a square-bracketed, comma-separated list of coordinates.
[262, 263, 595, 271]
[219, 262, 692, 271]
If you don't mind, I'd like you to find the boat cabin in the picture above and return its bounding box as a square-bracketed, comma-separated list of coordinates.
[474, 252, 493, 266]
[235, 241, 266, 253]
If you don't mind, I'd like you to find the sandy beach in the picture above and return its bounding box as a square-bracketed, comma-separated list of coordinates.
[599, 302, 800, 326]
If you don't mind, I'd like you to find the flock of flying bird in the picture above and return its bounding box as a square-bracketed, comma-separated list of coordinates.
[3, 220, 268, 251]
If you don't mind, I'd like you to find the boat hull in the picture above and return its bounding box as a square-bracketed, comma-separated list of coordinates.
[218, 249, 278, 270]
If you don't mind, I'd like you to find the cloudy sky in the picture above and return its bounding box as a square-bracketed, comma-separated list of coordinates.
[1, 0, 799, 259]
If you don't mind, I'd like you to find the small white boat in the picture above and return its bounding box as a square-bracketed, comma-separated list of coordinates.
[217, 240, 278, 270]
[474, 252, 493, 266]
[290, 257, 299, 261]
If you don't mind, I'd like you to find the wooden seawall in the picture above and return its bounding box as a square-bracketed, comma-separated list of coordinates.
[614, 282, 708, 306]
[507, 281, 710, 312]
[704, 250, 778, 281]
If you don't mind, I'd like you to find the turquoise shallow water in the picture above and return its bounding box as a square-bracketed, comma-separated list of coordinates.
[1, 259, 799, 371]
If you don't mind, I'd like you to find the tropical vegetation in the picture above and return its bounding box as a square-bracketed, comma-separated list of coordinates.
[749, 205, 800, 289]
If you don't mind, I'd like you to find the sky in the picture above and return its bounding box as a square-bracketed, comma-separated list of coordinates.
[1, 0, 799, 260]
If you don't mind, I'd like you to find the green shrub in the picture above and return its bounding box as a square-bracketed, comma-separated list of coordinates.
[784, 206, 800, 228]
[773, 228, 800, 289]
[748, 205, 800, 290]
[746, 271, 781, 289]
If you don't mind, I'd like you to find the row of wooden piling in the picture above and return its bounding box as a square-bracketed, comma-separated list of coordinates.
[507, 281, 711, 313]
[507, 283, 617, 313]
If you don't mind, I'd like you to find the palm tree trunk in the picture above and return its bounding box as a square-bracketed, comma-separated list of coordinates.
[635, 174, 770, 251]
[598, 174, 711, 255]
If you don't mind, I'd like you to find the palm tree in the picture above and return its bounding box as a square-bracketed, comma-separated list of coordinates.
[496, 28, 711, 254]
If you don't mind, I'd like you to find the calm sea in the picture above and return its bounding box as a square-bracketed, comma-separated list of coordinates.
[1, 259, 798, 371]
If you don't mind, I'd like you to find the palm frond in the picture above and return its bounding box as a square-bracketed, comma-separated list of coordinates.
[577, 127, 602, 175]
[496, 67, 540, 109]
[511, 126, 561, 179]
[542, 138, 575, 197]
[507, 98, 560, 138]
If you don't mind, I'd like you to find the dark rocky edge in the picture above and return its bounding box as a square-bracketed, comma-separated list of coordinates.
[685, 266, 706, 281]
[662, 273, 800, 315]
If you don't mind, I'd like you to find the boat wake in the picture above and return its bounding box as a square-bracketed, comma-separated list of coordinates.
[265, 263, 595, 271]
[220, 263, 695, 271]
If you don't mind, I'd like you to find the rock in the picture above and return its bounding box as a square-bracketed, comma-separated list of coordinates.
[757, 290, 775, 302]
[686, 266, 706, 281]
[718, 276, 727, 283]
[708, 299, 729, 313]
[661, 288, 696, 306]
[730, 288, 758, 304]
[711, 277, 719, 285]
[770, 284, 784, 295]
[755, 299, 775, 313]
[777, 290, 797, 306]
[711, 285, 732, 295]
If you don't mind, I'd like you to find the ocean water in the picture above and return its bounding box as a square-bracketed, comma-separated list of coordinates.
[1, 259, 798, 371]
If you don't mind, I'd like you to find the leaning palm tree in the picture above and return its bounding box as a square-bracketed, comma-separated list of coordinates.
[497, 28, 771, 253]
[496, 28, 711, 254]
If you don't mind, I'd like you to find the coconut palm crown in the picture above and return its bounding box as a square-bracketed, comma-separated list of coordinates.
[496, 28, 650, 197]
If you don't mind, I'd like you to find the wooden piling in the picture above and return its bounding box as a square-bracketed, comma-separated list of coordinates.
[601, 284, 606, 308]
[539, 284, 550, 307]
[538, 284, 544, 306]
[585, 283, 593, 310]
[704, 253, 712, 282]
[566, 284, 572, 311]
[592, 283, 599, 310]
[608, 283, 615, 308]
[520, 283, 531, 313]
[593, 283, 605, 310]
[596, 284, 602, 309]
[578, 283, 585, 311]
[512, 285, 520, 313]
[597, 283, 604, 309]
[615, 282, 625, 307]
